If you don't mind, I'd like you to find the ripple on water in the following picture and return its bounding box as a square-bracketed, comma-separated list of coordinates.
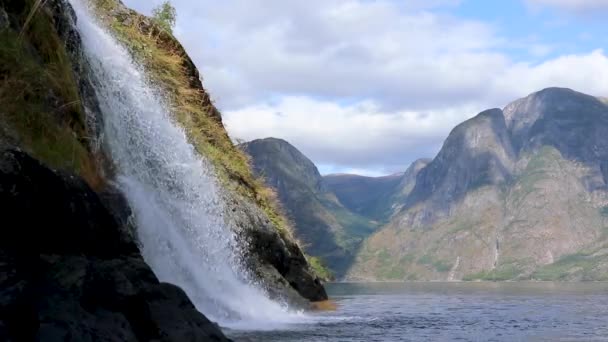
[227, 282, 608, 342]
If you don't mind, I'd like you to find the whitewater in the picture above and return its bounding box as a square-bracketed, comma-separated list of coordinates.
[68, 0, 310, 329]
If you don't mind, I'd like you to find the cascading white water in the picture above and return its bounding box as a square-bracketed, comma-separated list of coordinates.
[69, 0, 305, 328]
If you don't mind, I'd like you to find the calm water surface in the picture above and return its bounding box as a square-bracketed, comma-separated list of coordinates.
[227, 282, 608, 341]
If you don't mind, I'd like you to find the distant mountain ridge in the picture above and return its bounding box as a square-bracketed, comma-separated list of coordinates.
[243, 88, 608, 282]
[324, 173, 403, 223]
[351, 87, 608, 281]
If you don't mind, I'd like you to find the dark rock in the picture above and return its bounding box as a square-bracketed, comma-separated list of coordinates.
[0, 150, 230, 341]
[394, 158, 431, 201]
[248, 227, 327, 302]
[228, 197, 328, 304]
[99, 186, 139, 246]
[0, 7, 8, 30]
[46, 0, 107, 143]
[0, 149, 137, 257]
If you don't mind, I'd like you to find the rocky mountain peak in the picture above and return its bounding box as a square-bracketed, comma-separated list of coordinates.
[394, 158, 431, 197]
[405, 108, 515, 220]
[241, 138, 327, 193]
[504, 88, 580, 129]
[504, 87, 608, 155]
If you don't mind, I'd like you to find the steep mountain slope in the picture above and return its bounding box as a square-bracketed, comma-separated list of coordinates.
[241, 138, 379, 277]
[350, 88, 608, 281]
[392, 158, 432, 206]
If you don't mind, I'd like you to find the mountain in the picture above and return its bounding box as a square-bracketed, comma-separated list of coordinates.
[324, 158, 431, 222]
[349, 88, 608, 281]
[323, 173, 403, 222]
[241, 138, 379, 277]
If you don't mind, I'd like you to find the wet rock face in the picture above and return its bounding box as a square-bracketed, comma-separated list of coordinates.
[228, 197, 328, 304]
[0, 150, 230, 341]
[46, 0, 107, 142]
[247, 226, 327, 302]
[0, 7, 8, 29]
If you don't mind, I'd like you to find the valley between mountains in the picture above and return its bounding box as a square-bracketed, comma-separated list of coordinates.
[243, 87, 608, 281]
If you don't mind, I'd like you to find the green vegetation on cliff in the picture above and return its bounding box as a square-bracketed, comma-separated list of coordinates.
[463, 265, 522, 281]
[93, 0, 293, 236]
[151, 1, 176, 34]
[0, 0, 101, 187]
[306, 255, 334, 281]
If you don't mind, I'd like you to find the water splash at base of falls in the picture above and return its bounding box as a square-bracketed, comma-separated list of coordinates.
[69, 0, 305, 328]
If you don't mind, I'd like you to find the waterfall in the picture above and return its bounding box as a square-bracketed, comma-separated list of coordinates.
[69, 0, 301, 328]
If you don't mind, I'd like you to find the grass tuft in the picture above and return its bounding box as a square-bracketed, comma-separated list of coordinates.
[306, 255, 334, 281]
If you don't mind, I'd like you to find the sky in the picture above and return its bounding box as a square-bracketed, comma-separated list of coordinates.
[123, 0, 608, 176]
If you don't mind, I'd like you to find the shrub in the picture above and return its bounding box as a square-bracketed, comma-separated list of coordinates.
[152, 1, 176, 34]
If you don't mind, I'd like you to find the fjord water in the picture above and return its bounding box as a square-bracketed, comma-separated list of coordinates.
[230, 282, 608, 341]
[69, 0, 300, 327]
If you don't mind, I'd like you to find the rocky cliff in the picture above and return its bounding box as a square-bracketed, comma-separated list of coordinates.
[0, 149, 229, 341]
[0, 0, 325, 338]
[350, 88, 608, 281]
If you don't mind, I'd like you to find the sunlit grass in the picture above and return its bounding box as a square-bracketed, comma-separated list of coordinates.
[92, 0, 295, 236]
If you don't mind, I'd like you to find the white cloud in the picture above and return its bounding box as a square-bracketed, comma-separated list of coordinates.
[224, 96, 473, 173]
[225, 50, 608, 173]
[124, 0, 503, 110]
[122, 0, 608, 174]
[526, 0, 608, 12]
[495, 50, 608, 97]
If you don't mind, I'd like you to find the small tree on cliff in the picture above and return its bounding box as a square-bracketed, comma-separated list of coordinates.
[152, 1, 177, 34]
